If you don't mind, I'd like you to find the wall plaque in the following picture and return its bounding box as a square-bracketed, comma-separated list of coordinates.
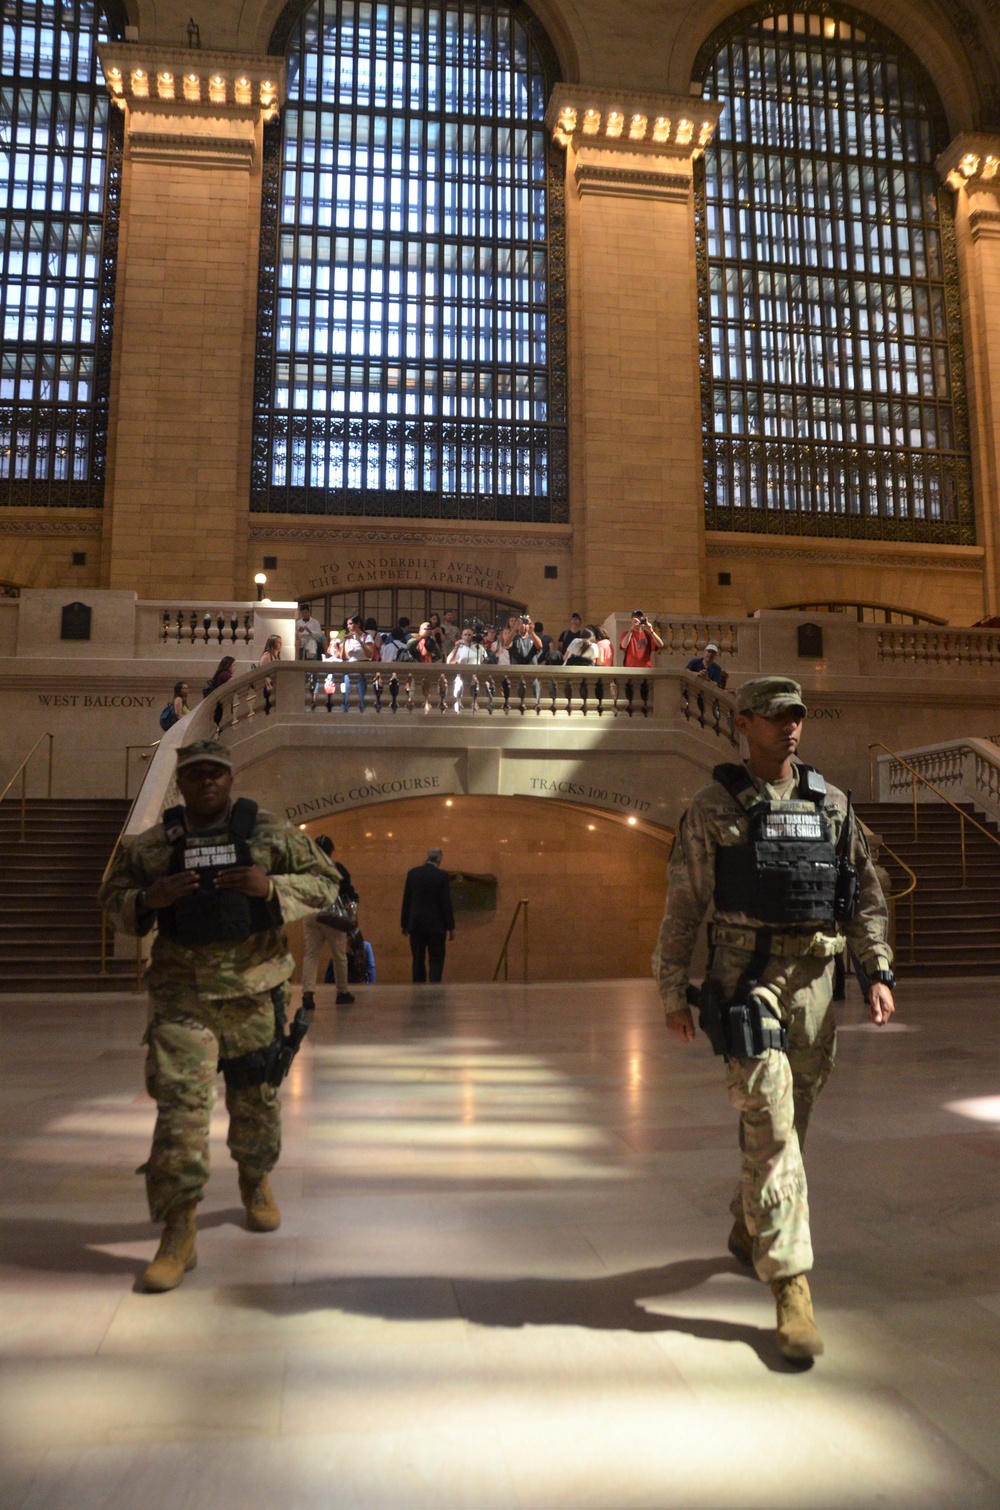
[797, 622, 823, 658]
[60, 602, 92, 641]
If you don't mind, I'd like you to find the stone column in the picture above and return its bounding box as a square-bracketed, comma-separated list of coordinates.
[938, 135, 1000, 615]
[97, 46, 285, 598]
[545, 87, 720, 619]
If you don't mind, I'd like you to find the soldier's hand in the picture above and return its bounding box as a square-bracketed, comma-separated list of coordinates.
[868, 983, 895, 1025]
[665, 1006, 697, 1042]
[215, 865, 271, 897]
[144, 871, 200, 908]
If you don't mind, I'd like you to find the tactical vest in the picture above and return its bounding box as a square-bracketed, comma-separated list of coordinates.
[156, 798, 282, 947]
[712, 762, 838, 926]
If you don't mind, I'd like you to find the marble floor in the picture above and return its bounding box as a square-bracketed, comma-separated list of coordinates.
[2, 978, 1000, 1510]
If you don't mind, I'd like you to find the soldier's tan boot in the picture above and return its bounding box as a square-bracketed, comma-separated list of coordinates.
[772, 1274, 824, 1360]
[239, 1171, 281, 1232]
[727, 1216, 754, 1268]
[142, 1203, 198, 1292]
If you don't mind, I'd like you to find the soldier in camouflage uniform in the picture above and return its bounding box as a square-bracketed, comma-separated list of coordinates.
[100, 739, 339, 1291]
[654, 677, 896, 1360]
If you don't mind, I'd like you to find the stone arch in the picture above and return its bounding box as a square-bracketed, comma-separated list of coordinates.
[668, 0, 983, 134]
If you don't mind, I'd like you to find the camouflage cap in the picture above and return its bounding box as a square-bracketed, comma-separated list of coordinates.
[736, 676, 807, 718]
[175, 738, 233, 773]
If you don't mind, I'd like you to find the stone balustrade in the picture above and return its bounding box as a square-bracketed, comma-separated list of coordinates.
[875, 738, 1000, 826]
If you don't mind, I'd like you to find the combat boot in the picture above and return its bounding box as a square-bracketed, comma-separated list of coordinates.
[142, 1202, 198, 1292]
[727, 1215, 754, 1268]
[239, 1170, 281, 1232]
[771, 1274, 824, 1360]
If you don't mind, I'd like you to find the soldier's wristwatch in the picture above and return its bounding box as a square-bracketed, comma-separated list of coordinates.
[868, 968, 896, 988]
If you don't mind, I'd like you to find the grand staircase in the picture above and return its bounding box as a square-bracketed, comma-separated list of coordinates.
[856, 801, 1000, 976]
[0, 798, 138, 992]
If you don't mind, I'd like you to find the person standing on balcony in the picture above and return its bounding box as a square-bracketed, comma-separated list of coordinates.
[653, 678, 895, 1363]
[686, 642, 728, 687]
[341, 615, 369, 712]
[99, 739, 339, 1293]
[296, 604, 324, 660]
[401, 847, 455, 983]
[620, 611, 663, 668]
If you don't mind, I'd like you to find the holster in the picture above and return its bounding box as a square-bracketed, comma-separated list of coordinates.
[218, 986, 310, 1090]
[693, 979, 787, 1061]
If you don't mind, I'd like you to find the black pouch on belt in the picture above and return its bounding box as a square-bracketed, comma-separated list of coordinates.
[218, 986, 311, 1089]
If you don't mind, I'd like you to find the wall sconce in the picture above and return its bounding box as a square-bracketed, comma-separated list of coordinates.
[254, 572, 267, 601]
[629, 113, 647, 140]
[183, 72, 200, 101]
[156, 71, 175, 99]
[582, 108, 601, 135]
[605, 110, 624, 138]
[558, 105, 577, 134]
[235, 75, 252, 106]
[209, 74, 227, 104]
[652, 116, 671, 143]
[676, 118, 693, 145]
[130, 67, 148, 97]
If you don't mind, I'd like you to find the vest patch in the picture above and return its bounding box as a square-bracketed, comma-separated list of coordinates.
[762, 811, 823, 841]
[183, 842, 238, 870]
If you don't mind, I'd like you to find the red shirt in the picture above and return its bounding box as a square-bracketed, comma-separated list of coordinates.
[621, 629, 654, 668]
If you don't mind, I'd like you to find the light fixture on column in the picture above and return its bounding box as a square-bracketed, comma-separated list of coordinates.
[254, 572, 267, 601]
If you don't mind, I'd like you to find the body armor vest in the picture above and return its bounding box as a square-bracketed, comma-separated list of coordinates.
[712, 762, 839, 926]
[156, 798, 282, 947]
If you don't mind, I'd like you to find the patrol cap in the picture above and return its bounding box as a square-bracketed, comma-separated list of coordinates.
[175, 738, 233, 773]
[736, 676, 807, 718]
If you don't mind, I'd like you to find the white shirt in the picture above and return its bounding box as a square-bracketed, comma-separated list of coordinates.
[343, 634, 366, 662]
[296, 615, 322, 655]
[451, 642, 489, 665]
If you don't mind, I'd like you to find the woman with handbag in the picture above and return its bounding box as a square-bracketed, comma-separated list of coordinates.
[301, 835, 358, 1007]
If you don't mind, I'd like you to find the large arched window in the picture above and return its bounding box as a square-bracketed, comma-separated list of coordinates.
[0, 0, 125, 508]
[252, 0, 566, 520]
[695, 4, 973, 542]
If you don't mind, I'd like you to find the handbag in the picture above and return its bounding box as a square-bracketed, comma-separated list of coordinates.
[315, 893, 358, 932]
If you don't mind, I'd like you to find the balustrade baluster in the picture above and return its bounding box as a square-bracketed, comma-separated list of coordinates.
[161, 610, 170, 642]
[438, 675, 447, 714]
[501, 677, 511, 714]
[389, 673, 399, 713]
[230, 614, 238, 642]
[216, 614, 225, 644]
[625, 679, 635, 717]
[374, 674, 383, 713]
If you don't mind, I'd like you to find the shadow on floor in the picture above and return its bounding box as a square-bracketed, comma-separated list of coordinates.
[0, 1208, 248, 1280]
[230, 1256, 804, 1373]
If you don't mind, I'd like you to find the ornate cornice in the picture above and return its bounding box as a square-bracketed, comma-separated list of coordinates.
[98, 43, 285, 121]
[0, 517, 102, 536]
[248, 523, 573, 551]
[545, 83, 721, 159]
[127, 130, 256, 169]
[574, 164, 693, 201]
[970, 208, 1000, 241]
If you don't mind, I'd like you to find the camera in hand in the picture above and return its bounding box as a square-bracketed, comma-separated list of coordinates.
[464, 615, 486, 644]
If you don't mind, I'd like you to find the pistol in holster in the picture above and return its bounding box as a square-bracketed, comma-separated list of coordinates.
[687, 979, 787, 1062]
[218, 986, 311, 1090]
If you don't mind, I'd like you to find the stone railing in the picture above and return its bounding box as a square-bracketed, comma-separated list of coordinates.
[872, 627, 1000, 668]
[134, 600, 297, 661]
[603, 612, 746, 664]
[122, 664, 740, 838]
[155, 605, 256, 645]
[195, 660, 741, 732]
[874, 738, 1000, 826]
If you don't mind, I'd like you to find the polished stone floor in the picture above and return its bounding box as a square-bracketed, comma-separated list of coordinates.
[2, 977, 1000, 1509]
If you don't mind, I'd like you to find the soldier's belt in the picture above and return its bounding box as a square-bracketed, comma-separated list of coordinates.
[711, 923, 844, 959]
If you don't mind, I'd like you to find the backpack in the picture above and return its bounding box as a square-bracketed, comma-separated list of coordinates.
[159, 703, 179, 731]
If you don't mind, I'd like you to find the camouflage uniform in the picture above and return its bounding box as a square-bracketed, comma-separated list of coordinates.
[100, 799, 338, 1222]
[654, 738, 892, 1284]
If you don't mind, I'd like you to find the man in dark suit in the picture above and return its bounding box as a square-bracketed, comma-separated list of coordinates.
[401, 847, 455, 982]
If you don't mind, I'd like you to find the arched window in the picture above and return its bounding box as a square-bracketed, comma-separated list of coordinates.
[0, 0, 125, 508]
[252, 0, 566, 520]
[695, 4, 973, 542]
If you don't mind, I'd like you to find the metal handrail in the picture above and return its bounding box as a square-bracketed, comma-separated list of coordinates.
[879, 839, 917, 964]
[99, 781, 151, 981]
[493, 898, 529, 982]
[869, 740, 1000, 887]
[125, 740, 160, 798]
[0, 731, 54, 840]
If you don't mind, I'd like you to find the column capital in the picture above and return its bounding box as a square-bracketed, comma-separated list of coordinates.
[937, 133, 1000, 241]
[937, 132, 1000, 194]
[545, 83, 721, 158]
[546, 85, 721, 201]
[98, 45, 286, 170]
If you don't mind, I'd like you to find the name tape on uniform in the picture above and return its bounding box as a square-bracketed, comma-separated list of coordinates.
[763, 812, 824, 841]
[184, 842, 239, 870]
